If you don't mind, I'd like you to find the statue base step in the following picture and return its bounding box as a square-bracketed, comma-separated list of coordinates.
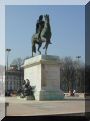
[34, 90, 64, 100]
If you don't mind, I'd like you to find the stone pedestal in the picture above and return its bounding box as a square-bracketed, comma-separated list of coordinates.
[23, 55, 64, 100]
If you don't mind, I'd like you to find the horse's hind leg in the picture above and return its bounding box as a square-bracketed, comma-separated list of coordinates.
[43, 43, 46, 49]
[43, 38, 48, 49]
[45, 42, 49, 55]
[32, 41, 36, 57]
[38, 43, 42, 54]
[32, 46, 34, 57]
[32, 50, 33, 57]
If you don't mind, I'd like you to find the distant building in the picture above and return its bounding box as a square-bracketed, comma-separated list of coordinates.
[5, 65, 24, 94]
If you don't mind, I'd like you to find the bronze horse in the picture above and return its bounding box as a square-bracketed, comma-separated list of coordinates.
[31, 14, 52, 57]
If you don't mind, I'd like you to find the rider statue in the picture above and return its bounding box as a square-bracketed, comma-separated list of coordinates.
[36, 15, 52, 44]
[31, 14, 52, 56]
[36, 15, 44, 41]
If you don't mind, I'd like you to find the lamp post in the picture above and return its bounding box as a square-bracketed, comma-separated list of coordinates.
[76, 56, 81, 92]
[76, 56, 81, 63]
[6, 49, 11, 71]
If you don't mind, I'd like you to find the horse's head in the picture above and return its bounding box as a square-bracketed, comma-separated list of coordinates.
[44, 14, 49, 23]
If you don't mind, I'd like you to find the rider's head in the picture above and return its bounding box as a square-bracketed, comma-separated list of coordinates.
[39, 15, 43, 21]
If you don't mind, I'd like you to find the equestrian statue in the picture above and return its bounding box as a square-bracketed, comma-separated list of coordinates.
[31, 14, 52, 57]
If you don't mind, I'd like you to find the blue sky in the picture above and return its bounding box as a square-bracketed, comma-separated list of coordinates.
[5, 5, 85, 64]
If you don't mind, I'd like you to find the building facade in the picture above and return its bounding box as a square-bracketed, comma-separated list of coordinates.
[5, 67, 24, 94]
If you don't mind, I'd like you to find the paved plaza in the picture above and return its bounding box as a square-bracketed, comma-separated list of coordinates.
[5, 97, 88, 116]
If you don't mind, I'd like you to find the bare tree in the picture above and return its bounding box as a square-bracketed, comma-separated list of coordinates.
[60, 57, 85, 94]
[60, 57, 76, 94]
[74, 61, 85, 92]
[11, 58, 23, 70]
